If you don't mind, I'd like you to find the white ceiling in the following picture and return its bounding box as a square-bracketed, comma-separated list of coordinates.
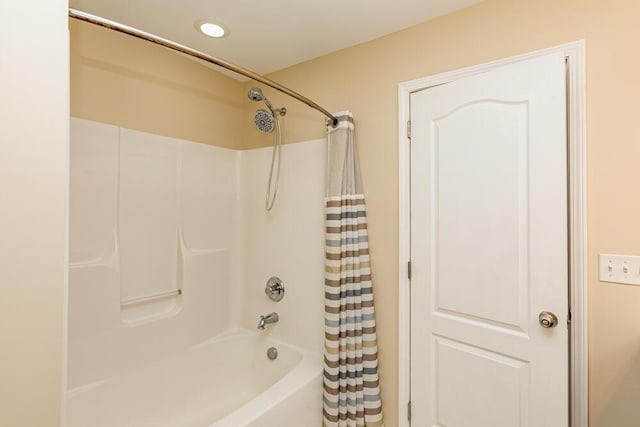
[69, 0, 483, 78]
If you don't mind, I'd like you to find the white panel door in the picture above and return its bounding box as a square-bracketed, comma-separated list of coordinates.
[410, 52, 568, 426]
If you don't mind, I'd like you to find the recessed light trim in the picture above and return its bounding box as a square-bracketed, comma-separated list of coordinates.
[195, 19, 228, 38]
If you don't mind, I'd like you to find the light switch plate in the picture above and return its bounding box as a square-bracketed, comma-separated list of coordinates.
[599, 254, 640, 285]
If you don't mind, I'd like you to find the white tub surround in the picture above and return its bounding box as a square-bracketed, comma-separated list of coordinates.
[68, 118, 325, 426]
[240, 139, 326, 355]
[69, 119, 240, 388]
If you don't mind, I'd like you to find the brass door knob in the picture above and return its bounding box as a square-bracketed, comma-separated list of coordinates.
[539, 311, 558, 328]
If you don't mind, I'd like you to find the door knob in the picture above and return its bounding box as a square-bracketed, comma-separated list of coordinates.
[539, 311, 558, 328]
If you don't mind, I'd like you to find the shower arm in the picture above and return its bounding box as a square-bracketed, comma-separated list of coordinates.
[68, 8, 339, 127]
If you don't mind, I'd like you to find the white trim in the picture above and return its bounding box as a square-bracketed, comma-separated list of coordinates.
[60, 25, 71, 427]
[565, 41, 588, 427]
[397, 41, 587, 427]
[397, 79, 412, 427]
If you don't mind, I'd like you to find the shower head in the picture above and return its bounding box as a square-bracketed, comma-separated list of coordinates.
[254, 109, 275, 134]
[248, 87, 286, 134]
[248, 87, 264, 102]
[248, 87, 276, 114]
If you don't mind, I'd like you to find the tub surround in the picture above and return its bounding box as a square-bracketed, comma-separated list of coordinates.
[239, 140, 326, 355]
[68, 118, 325, 425]
[69, 119, 239, 387]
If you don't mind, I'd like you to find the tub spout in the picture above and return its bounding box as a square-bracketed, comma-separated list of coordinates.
[257, 312, 279, 330]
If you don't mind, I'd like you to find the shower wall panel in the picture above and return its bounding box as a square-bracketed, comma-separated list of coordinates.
[69, 119, 325, 390]
[68, 118, 240, 388]
[118, 130, 180, 321]
[240, 139, 326, 354]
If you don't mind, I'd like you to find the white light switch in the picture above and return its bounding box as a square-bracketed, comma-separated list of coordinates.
[599, 254, 640, 285]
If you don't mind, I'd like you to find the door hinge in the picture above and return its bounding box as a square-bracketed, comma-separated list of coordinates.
[407, 400, 412, 422]
[407, 261, 412, 280]
[567, 309, 572, 328]
[407, 120, 412, 139]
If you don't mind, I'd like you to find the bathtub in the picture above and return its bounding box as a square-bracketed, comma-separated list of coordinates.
[66, 329, 323, 427]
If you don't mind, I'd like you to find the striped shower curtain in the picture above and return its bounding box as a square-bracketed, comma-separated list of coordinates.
[323, 112, 384, 427]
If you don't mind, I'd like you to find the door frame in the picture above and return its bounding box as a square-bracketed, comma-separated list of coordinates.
[397, 41, 587, 427]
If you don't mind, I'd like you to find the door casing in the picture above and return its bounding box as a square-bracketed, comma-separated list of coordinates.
[397, 41, 587, 427]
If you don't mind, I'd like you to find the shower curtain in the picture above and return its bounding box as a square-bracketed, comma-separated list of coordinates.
[323, 112, 384, 427]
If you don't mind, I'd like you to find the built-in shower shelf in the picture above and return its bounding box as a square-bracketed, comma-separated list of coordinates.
[120, 289, 182, 307]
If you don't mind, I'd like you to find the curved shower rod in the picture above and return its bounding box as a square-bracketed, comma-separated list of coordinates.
[68, 8, 338, 127]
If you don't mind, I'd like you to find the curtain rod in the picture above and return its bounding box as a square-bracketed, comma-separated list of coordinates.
[68, 8, 338, 127]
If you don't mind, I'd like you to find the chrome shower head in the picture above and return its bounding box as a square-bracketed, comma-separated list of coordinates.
[248, 86, 277, 114]
[248, 87, 264, 102]
[254, 109, 275, 134]
[248, 87, 286, 134]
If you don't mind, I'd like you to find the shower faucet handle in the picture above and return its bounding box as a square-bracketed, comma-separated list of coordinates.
[265, 277, 285, 302]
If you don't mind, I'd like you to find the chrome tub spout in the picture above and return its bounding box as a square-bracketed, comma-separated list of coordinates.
[257, 312, 279, 330]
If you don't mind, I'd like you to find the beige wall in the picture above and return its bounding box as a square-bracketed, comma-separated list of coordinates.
[70, 20, 245, 149]
[69, 0, 640, 425]
[0, 0, 69, 425]
[249, 1, 640, 425]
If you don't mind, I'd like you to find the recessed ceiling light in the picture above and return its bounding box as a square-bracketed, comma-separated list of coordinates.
[196, 20, 228, 38]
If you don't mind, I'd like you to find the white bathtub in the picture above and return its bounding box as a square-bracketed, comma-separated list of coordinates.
[66, 329, 323, 427]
